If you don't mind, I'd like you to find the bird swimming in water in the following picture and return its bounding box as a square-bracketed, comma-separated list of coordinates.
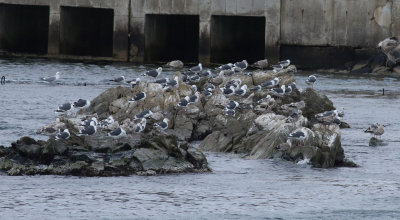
[41, 72, 61, 83]
[56, 103, 73, 112]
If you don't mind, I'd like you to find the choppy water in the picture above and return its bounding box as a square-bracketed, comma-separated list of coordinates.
[1, 58, 400, 219]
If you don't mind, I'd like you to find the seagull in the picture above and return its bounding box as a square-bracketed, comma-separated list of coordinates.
[220, 69, 235, 76]
[200, 70, 213, 78]
[234, 84, 247, 96]
[56, 129, 70, 140]
[286, 108, 302, 126]
[129, 92, 146, 102]
[134, 109, 153, 120]
[226, 100, 239, 110]
[225, 109, 236, 117]
[217, 63, 233, 70]
[78, 121, 97, 136]
[165, 60, 184, 69]
[99, 116, 115, 128]
[250, 85, 261, 92]
[110, 76, 125, 83]
[189, 63, 202, 73]
[365, 123, 385, 139]
[178, 96, 190, 108]
[261, 77, 280, 88]
[81, 117, 98, 127]
[154, 118, 169, 130]
[127, 78, 141, 88]
[288, 128, 307, 146]
[108, 127, 126, 137]
[182, 70, 196, 76]
[189, 75, 200, 83]
[56, 103, 73, 112]
[289, 82, 297, 90]
[190, 85, 198, 93]
[203, 89, 213, 97]
[41, 72, 61, 82]
[252, 59, 269, 69]
[272, 64, 284, 73]
[285, 85, 292, 95]
[73, 99, 90, 108]
[135, 118, 147, 133]
[278, 59, 291, 67]
[306, 75, 317, 88]
[155, 78, 170, 84]
[165, 76, 179, 88]
[221, 86, 235, 96]
[205, 84, 215, 92]
[234, 60, 248, 71]
[270, 85, 286, 97]
[315, 109, 344, 119]
[143, 67, 162, 78]
[189, 92, 200, 103]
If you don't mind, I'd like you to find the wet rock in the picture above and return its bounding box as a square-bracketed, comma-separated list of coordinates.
[300, 88, 334, 119]
[369, 137, 385, 147]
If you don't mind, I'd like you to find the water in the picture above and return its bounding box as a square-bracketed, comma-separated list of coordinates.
[1, 58, 400, 219]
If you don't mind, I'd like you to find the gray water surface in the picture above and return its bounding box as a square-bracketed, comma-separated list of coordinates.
[1, 58, 400, 219]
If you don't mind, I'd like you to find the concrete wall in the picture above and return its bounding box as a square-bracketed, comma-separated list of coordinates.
[0, 0, 398, 66]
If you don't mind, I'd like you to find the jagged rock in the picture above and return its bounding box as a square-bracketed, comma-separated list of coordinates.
[301, 88, 334, 119]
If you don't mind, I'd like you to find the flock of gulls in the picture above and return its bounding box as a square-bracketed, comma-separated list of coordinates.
[40, 57, 384, 145]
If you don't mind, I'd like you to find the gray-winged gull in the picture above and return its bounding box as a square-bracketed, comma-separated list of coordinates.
[135, 118, 147, 133]
[306, 75, 317, 88]
[143, 67, 162, 78]
[56, 129, 70, 140]
[234, 84, 247, 96]
[189, 63, 202, 73]
[110, 76, 125, 83]
[261, 77, 280, 88]
[73, 99, 90, 108]
[41, 72, 61, 82]
[234, 60, 248, 71]
[78, 121, 97, 136]
[129, 92, 146, 102]
[56, 103, 73, 112]
[217, 63, 233, 70]
[154, 118, 169, 130]
[134, 109, 153, 120]
[278, 59, 291, 67]
[108, 127, 126, 137]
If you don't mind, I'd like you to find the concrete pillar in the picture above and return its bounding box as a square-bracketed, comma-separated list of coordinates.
[130, 0, 145, 62]
[48, 11, 60, 55]
[265, 0, 281, 64]
[199, 0, 211, 64]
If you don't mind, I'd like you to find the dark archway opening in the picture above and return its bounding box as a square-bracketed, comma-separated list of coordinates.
[0, 4, 49, 54]
[211, 15, 265, 64]
[145, 14, 199, 63]
[60, 6, 114, 57]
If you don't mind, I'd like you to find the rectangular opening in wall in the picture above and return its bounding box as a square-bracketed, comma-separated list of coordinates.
[280, 45, 356, 69]
[0, 4, 49, 54]
[145, 14, 199, 63]
[60, 6, 114, 57]
[211, 15, 265, 64]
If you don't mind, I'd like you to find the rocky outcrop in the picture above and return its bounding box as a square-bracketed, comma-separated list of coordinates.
[1, 69, 355, 176]
[0, 133, 209, 176]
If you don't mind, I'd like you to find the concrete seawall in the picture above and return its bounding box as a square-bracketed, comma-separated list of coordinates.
[0, 0, 398, 68]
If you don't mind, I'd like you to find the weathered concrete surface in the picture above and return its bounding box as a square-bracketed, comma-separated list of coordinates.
[0, 0, 400, 66]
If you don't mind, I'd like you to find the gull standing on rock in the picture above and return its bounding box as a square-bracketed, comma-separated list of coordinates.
[365, 123, 385, 139]
[279, 59, 291, 68]
[78, 121, 97, 136]
[154, 118, 169, 130]
[306, 75, 317, 88]
[127, 78, 141, 88]
[285, 85, 292, 95]
[288, 128, 308, 146]
[252, 59, 269, 69]
[108, 127, 126, 137]
[41, 71, 61, 83]
[234, 60, 248, 71]
[81, 117, 98, 127]
[73, 99, 90, 108]
[270, 85, 286, 98]
[189, 63, 202, 73]
[250, 85, 261, 92]
[165, 60, 184, 69]
[129, 92, 146, 102]
[217, 63, 233, 70]
[189, 92, 200, 103]
[135, 118, 147, 133]
[261, 77, 280, 89]
[234, 84, 247, 96]
[56, 103, 73, 112]
[99, 116, 114, 128]
[143, 67, 162, 78]
[221, 86, 236, 96]
[165, 76, 179, 89]
[226, 100, 239, 110]
[134, 109, 153, 120]
[272, 64, 284, 73]
[56, 129, 70, 140]
[178, 96, 190, 108]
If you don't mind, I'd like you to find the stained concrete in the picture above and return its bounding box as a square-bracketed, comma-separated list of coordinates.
[0, 0, 399, 67]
